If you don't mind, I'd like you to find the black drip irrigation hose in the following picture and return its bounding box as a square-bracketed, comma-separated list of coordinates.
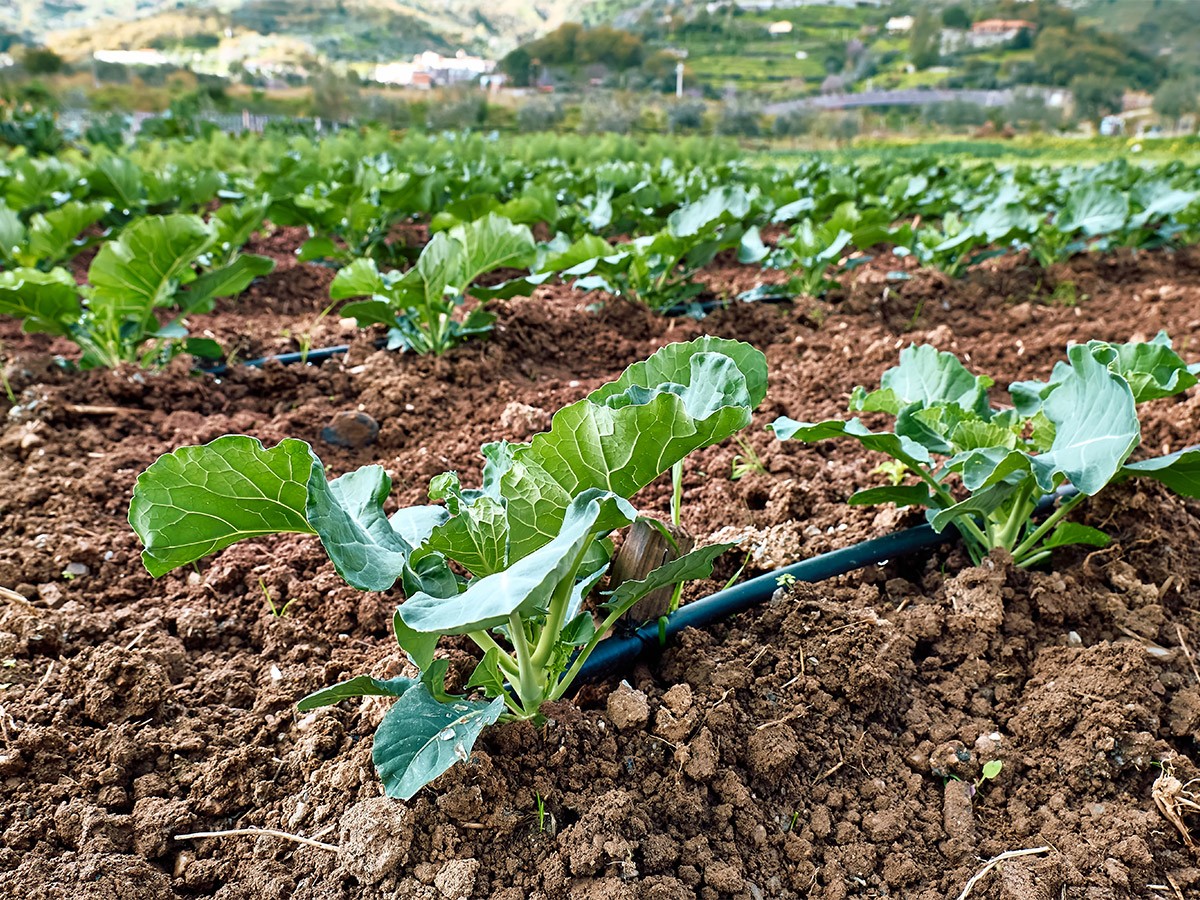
[197, 338, 389, 377]
[574, 521, 948, 688]
[572, 486, 1083, 690]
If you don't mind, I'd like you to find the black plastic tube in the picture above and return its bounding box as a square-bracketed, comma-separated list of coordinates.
[575, 520, 948, 686]
[198, 340, 391, 376]
[574, 484, 1087, 689]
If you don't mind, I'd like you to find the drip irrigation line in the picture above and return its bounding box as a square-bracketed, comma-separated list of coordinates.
[573, 486, 1083, 689]
[197, 338, 389, 377]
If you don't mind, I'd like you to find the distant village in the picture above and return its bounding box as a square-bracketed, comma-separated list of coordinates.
[78, 38, 501, 92]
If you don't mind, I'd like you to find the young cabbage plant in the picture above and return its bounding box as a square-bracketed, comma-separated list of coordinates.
[0, 200, 110, 270]
[330, 213, 536, 355]
[571, 186, 754, 313]
[771, 334, 1200, 567]
[130, 336, 768, 800]
[0, 214, 273, 369]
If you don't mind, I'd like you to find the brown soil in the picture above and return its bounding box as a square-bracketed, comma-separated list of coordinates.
[2, 239, 1200, 900]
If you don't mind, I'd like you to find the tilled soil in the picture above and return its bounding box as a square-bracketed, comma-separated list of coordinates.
[1, 240, 1200, 899]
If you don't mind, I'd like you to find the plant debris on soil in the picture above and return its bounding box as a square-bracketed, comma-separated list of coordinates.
[2, 239, 1200, 899]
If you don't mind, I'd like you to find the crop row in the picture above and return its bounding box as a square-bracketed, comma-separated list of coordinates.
[128, 335, 1200, 800]
[3, 132, 1199, 367]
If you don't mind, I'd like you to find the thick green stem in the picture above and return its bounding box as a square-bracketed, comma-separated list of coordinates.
[1011, 492, 1087, 563]
[994, 483, 1035, 552]
[548, 595, 645, 702]
[530, 536, 596, 669]
[508, 612, 543, 712]
[671, 461, 683, 528]
[468, 630, 520, 679]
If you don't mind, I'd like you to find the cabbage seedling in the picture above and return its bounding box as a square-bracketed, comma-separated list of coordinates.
[771, 334, 1200, 567]
[130, 336, 767, 799]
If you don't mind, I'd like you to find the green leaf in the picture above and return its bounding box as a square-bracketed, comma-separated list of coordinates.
[1034, 344, 1140, 494]
[130, 435, 318, 577]
[89, 214, 214, 311]
[1121, 447, 1200, 497]
[590, 335, 769, 409]
[423, 495, 510, 577]
[876, 344, 992, 417]
[373, 683, 506, 800]
[307, 463, 414, 591]
[0, 267, 81, 337]
[1058, 186, 1129, 236]
[329, 256, 391, 300]
[399, 490, 636, 636]
[453, 213, 537, 288]
[771, 417, 933, 470]
[24, 201, 108, 267]
[602, 542, 731, 614]
[848, 484, 934, 507]
[297, 675, 416, 711]
[131, 436, 415, 589]
[297, 236, 340, 262]
[392, 608, 441, 671]
[182, 253, 275, 314]
[1087, 332, 1197, 403]
[464, 648, 508, 697]
[929, 482, 1018, 533]
[1041, 521, 1111, 551]
[668, 185, 751, 238]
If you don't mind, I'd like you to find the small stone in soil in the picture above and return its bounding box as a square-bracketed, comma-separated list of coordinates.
[321, 411, 380, 448]
[606, 681, 650, 731]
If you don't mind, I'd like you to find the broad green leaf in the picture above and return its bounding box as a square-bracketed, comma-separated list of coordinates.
[399, 491, 636, 636]
[308, 464, 414, 591]
[182, 253, 275, 314]
[1087, 332, 1197, 403]
[590, 336, 769, 409]
[297, 236, 340, 262]
[848, 484, 934, 507]
[1035, 345, 1139, 494]
[875, 345, 992, 417]
[464, 648, 508, 696]
[297, 675, 416, 711]
[1121, 447, 1200, 497]
[602, 542, 731, 614]
[453, 213, 536, 288]
[928, 482, 1018, 532]
[668, 185, 750, 238]
[24, 201, 108, 267]
[1058, 186, 1128, 236]
[392, 608, 441, 671]
[329, 257, 391, 300]
[131, 436, 415, 589]
[88, 215, 214, 336]
[130, 435, 317, 577]
[373, 683, 505, 800]
[423, 495, 510, 577]
[0, 205, 25, 264]
[1042, 521, 1111, 551]
[770, 417, 933, 470]
[0, 267, 81, 337]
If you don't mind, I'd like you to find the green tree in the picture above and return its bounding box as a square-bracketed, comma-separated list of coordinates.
[1070, 74, 1124, 125]
[909, 10, 941, 70]
[22, 47, 64, 75]
[942, 5, 972, 29]
[1153, 77, 1200, 123]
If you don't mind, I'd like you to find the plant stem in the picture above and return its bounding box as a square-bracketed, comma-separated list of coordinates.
[468, 630, 520, 679]
[508, 612, 542, 712]
[1011, 492, 1086, 564]
[548, 593, 646, 702]
[670, 461, 683, 528]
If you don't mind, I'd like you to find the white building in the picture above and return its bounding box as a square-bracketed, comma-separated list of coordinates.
[886, 16, 914, 34]
[93, 49, 171, 67]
